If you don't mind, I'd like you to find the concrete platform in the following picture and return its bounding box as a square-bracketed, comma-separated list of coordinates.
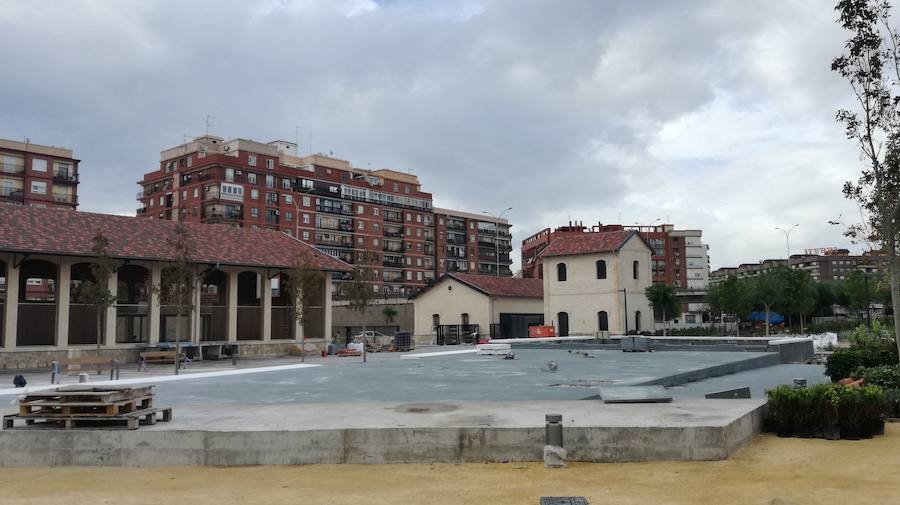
[0, 399, 766, 466]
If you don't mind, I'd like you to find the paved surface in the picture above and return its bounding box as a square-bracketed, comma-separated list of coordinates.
[1, 425, 897, 504]
[670, 363, 828, 399]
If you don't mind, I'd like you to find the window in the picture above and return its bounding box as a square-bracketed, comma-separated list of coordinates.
[374, 238, 379, 246]
[28, 181, 47, 195]
[282, 178, 291, 189]
[248, 173, 257, 184]
[250, 207, 258, 217]
[393, 183, 399, 192]
[266, 159, 274, 169]
[598, 311, 609, 332]
[406, 271, 412, 281]
[633, 260, 640, 280]
[302, 196, 310, 206]
[159, 196, 164, 206]
[248, 155, 257, 166]
[358, 205, 364, 214]
[285, 211, 293, 221]
[461, 313, 469, 325]
[225, 168, 234, 182]
[596, 260, 607, 279]
[557, 263, 567, 282]
[250, 189, 258, 200]
[416, 214, 421, 223]
[303, 214, 310, 224]
[284, 194, 293, 204]
[374, 208, 380, 216]
[358, 221, 364, 230]
[265, 175, 274, 188]
[181, 190, 187, 200]
[406, 213, 411, 221]
[193, 188, 199, 198]
[302, 231, 309, 240]
[187, 156, 192, 167]
[635, 311, 642, 332]
[417, 271, 423, 281]
[32, 159, 47, 172]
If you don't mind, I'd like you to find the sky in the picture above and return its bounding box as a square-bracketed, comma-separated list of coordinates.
[0, 0, 870, 271]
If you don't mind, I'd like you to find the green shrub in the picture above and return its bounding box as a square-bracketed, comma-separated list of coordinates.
[825, 344, 898, 382]
[852, 365, 900, 389]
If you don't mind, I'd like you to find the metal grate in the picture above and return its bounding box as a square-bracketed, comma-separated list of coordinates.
[540, 498, 589, 505]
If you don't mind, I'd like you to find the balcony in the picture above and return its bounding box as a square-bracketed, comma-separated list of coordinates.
[383, 257, 405, 268]
[383, 228, 403, 238]
[136, 207, 147, 215]
[0, 188, 24, 201]
[317, 221, 354, 232]
[52, 193, 77, 205]
[202, 204, 243, 222]
[316, 205, 354, 216]
[316, 236, 354, 248]
[447, 234, 467, 245]
[382, 272, 404, 283]
[0, 163, 25, 175]
[383, 212, 403, 223]
[265, 215, 280, 225]
[423, 232, 434, 241]
[53, 171, 78, 184]
[447, 221, 466, 231]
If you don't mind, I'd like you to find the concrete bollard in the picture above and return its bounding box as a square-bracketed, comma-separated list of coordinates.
[78, 373, 89, 383]
[546, 414, 563, 448]
[50, 361, 60, 385]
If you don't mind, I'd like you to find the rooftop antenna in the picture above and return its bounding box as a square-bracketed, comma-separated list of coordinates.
[295, 126, 302, 152]
[205, 115, 215, 135]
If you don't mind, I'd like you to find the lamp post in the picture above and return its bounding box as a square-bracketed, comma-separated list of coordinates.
[775, 224, 800, 260]
[482, 207, 512, 277]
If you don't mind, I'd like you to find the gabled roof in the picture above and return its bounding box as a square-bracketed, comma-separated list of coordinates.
[0, 205, 351, 272]
[539, 230, 640, 258]
[415, 272, 543, 299]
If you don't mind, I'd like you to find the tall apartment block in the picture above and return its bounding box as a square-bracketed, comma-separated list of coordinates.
[522, 221, 710, 324]
[136, 135, 513, 298]
[0, 138, 80, 209]
[434, 208, 513, 277]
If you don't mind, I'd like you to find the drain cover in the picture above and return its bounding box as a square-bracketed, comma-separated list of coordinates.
[540, 498, 589, 505]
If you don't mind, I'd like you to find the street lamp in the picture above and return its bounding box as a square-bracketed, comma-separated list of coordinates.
[482, 207, 512, 277]
[775, 224, 800, 260]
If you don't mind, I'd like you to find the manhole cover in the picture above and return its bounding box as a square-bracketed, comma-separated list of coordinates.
[540, 498, 589, 505]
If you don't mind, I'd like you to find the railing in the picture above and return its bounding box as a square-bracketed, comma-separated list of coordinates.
[0, 163, 24, 174]
[316, 238, 354, 248]
[436, 324, 479, 345]
[52, 193, 77, 204]
[316, 205, 355, 216]
[383, 230, 403, 238]
[423, 233, 434, 241]
[53, 171, 78, 183]
[383, 259, 404, 268]
[265, 216, 279, 225]
[383, 213, 403, 223]
[447, 235, 466, 245]
[447, 221, 466, 231]
[136, 208, 147, 215]
[383, 244, 403, 253]
[0, 188, 24, 199]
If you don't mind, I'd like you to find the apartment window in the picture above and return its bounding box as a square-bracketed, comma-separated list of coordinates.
[302, 196, 310, 206]
[417, 271, 422, 281]
[470, 261, 475, 270]
[406, 227, 411, 235]
[149, 199, 154, 208]
[470, 222, 474, 229]
[32, 159, 47, 172]
[406, 271, 412, 281]
[405, 213, 411, 221]
[251, 189, 259, 200]
[405, 185, 411, 194]
[374, 208, 379, 216]
[159, 196, 165, 206]
[302, 231, 309, 240]
[406, 257, 412, 266]
[285, 211, 293, 221]
[633, 260, 640, 280]
[358, 221, 364, 230]
[374, 239, 379, 246]
[303, 214, 310, 224]
[358, 205, 364, 215]
[557, 263, 567, 282]
[248, 155, 257, 166]
[193, 188, 199, 198]
[358, 237, 364, 244]
[439, 218, 444, 225]
[596, 260, 607, 279]
[416, 229, 422, 237]
[393, 183, 399, 192]
[374, 224, 379, 232]
[282, 178, 291, 189]
[265, 175, 274, 188]
[251, 208, 259, 217]
[248, 173, 257, 184]
[181, 190, 187, 200]
[187, 157, 192, 167]
[417, 258, 422, 266]
[225, 168, 234, 182]
[284, 194, 293, 204]
[416, 214, 422, 223]
[266, 159, 274, 170]
[30, 181, 46, 194]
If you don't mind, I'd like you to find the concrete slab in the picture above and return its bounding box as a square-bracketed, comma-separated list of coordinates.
[599, 386, 673, 403]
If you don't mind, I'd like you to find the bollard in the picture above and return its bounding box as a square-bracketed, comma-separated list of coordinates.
[545, 414, 563, 448]
[793, 378, 807, 388]
[50, 361, 60, 385]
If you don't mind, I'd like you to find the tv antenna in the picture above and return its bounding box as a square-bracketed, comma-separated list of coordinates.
[205, 115, 215, 135]
[295, 126, 302, 152]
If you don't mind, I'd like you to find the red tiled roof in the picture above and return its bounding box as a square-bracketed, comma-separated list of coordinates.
[539, 230, 637, 258]
[0, 205, 351, 271]
[444, 273, 543, 298]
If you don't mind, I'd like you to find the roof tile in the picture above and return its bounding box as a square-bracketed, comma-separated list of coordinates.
[539, 230, 636, 258]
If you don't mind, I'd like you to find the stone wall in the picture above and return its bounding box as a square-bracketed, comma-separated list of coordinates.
[330, 300, 414, 341]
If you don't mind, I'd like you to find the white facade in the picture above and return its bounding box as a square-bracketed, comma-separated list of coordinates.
[542, 235, 653, 335]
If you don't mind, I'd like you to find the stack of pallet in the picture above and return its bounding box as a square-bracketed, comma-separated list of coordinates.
[3, 386, 172, 430]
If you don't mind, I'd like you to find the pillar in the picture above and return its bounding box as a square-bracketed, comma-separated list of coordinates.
[295, 289, 304, 343]
[261, 273, 272, 341]
[104, 270, 117, 346]
[191, 277, 202, 345]
[3, 254, 19, 350]
[148, 264, 161, 345]
[226, 269, 238, 342]
[323, 276, 333, 345]
[55, 258, 72, 349]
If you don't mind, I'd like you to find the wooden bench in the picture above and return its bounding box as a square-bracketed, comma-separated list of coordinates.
[139, 351, 177, 364]
[53, 357, 120, 381]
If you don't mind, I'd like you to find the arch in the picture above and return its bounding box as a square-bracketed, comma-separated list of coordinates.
[598, 311, 609, 332]
[432, 313, 440, 332]
[557, 311, 569, 337]
[596, 259, 607, 279]
[633, 260, 640, 280]
[116, 264, 150, 344]
[270, 272, 299, 340]
[68, 262, 99, 345]
[556, 262, 567, 282]
[158, 266, 192, 344]
[200, 269, 228, 341]
[236, 271, 261, 341]
[461, 313, 470, 326]
[635, 310, 642, 332]
[18, 259, 58, 346]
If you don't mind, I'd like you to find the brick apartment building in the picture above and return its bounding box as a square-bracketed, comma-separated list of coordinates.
[434, 208, 512, 277]
[711, 248, 889, 284]
[136, 135, 512, 298]
[0, 138, 80, 209]
[522, 221, 710, 324]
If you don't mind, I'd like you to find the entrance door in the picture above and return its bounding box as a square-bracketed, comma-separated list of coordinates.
[557, 312, 569, 337]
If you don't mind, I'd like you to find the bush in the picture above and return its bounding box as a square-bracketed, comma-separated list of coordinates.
[767, 383, 885, 440]
[852, 365, 900, 389]
[825, 335, 898, 382]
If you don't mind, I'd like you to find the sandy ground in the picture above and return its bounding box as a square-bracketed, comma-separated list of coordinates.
[1, 426, 898, 505]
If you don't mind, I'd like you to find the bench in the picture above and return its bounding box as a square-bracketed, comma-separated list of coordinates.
[139, 351, 177, 364]
[51, 357, 121, 382]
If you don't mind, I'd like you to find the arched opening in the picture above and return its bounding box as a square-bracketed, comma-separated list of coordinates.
[270, 273, 297, 340]
[461, 313, 469, 326]
[68, 262, 100, 345]
[432, 313, 440, 332]
[199, 269, 228, 342]
[557, 263, 567, 282]
[635, 310, 642, 332]
[557, 311, 569, 337]
[18, 259, 57, 346]
[116, 264, 150, 344]
[236, 271, 261, 341]
[598, 311, 609, 332]
[633, 260, 639, 280]
[596, 260, 607, 279]
[159, 266, 192, 344]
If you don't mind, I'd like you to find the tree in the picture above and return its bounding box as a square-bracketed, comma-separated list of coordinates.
[751, 268, 787, 337]
[710, 276, 753, 337]
[153, 222, 195, 375]
[343, 251, 377, 362]
[645, 283, 680, 336]
[832, 0, 900, 360]
[843, 270, 871, 315]
[784, 269, 818, 333]
[815, 282, 838, 316]
[73, 231, 117, 372]
[381, 306, 398, 327]
[282, 253, 326, 363]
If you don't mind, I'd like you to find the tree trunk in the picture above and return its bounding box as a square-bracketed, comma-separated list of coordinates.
[765, 304, 771, 337]
[362, 324, 367, 363]
[96, 310, 103, 375]
[891, 263, 900, 365]
[736, 317, 740, 338]
[175, 303, 181, 376]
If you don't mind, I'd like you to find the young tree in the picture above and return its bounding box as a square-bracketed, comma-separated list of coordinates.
[73, 231, 117, 371]
[784, 269, 818, 333]
[343, 251, 377, 362]
[832, 0, 900, 359]
[710, 276, 753, 337]
[381, 306, 398, 328]
[282, 254, 325, 363]
[645, 283, 680, 336]
[751, 268, 787, 337]
[154, 222, 195, 375]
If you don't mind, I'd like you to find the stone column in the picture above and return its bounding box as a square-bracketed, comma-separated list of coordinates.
[191, 277, 202, 345]
[104, 270, 117, 346]
[227, 269, 238, 342]
[3, 254, 19, 350]
[55, 258, 72, 349]
[261, 273, 272, 342]
[148, 264, 161, 345]
[323, 275, 333, 345]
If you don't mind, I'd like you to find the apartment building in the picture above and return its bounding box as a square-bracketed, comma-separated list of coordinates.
[711, 248, 889, 284]
[434, 208, 513, 277]
[0, 138, 80, 209]
[136, 135, 512, 298]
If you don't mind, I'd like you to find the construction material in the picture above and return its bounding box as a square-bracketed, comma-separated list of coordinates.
[394, 332, 412, 352]
[599, 386, 673, 404]
[543, 445, 567, 468]
[4, 386, 172, 431]
[529, 326, 557, 338]
[620, 336, 652, 352]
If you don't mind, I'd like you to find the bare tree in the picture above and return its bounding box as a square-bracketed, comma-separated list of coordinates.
[343, 251, 378, 362]
[282, 254, 326, 363]
[73, 231, 117, 372]
[153, 222, 195, 374]
[832, 0, 900, 358]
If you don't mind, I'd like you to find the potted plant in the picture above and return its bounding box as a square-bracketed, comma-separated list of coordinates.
[860, 385, 886, 438]
[794, 388, 813, 438]
[821, 384, 842, 440]
[839, 387, 863, 440]
[767, 386, 795, 437]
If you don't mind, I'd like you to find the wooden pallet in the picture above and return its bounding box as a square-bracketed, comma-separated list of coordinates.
[21, 386, 154, 405]
[3, 407, 173, 431]
[19, 395, 154, 417]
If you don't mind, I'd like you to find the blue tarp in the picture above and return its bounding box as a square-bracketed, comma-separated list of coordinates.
[749, 310, 784, 325]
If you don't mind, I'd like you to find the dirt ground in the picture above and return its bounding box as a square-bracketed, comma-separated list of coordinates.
[1, 426, 899, 505]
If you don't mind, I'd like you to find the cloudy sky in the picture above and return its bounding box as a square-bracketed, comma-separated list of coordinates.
[0, 0, 869, 270]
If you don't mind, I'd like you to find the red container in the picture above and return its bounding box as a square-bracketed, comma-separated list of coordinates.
[528, 325, 557, 338]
